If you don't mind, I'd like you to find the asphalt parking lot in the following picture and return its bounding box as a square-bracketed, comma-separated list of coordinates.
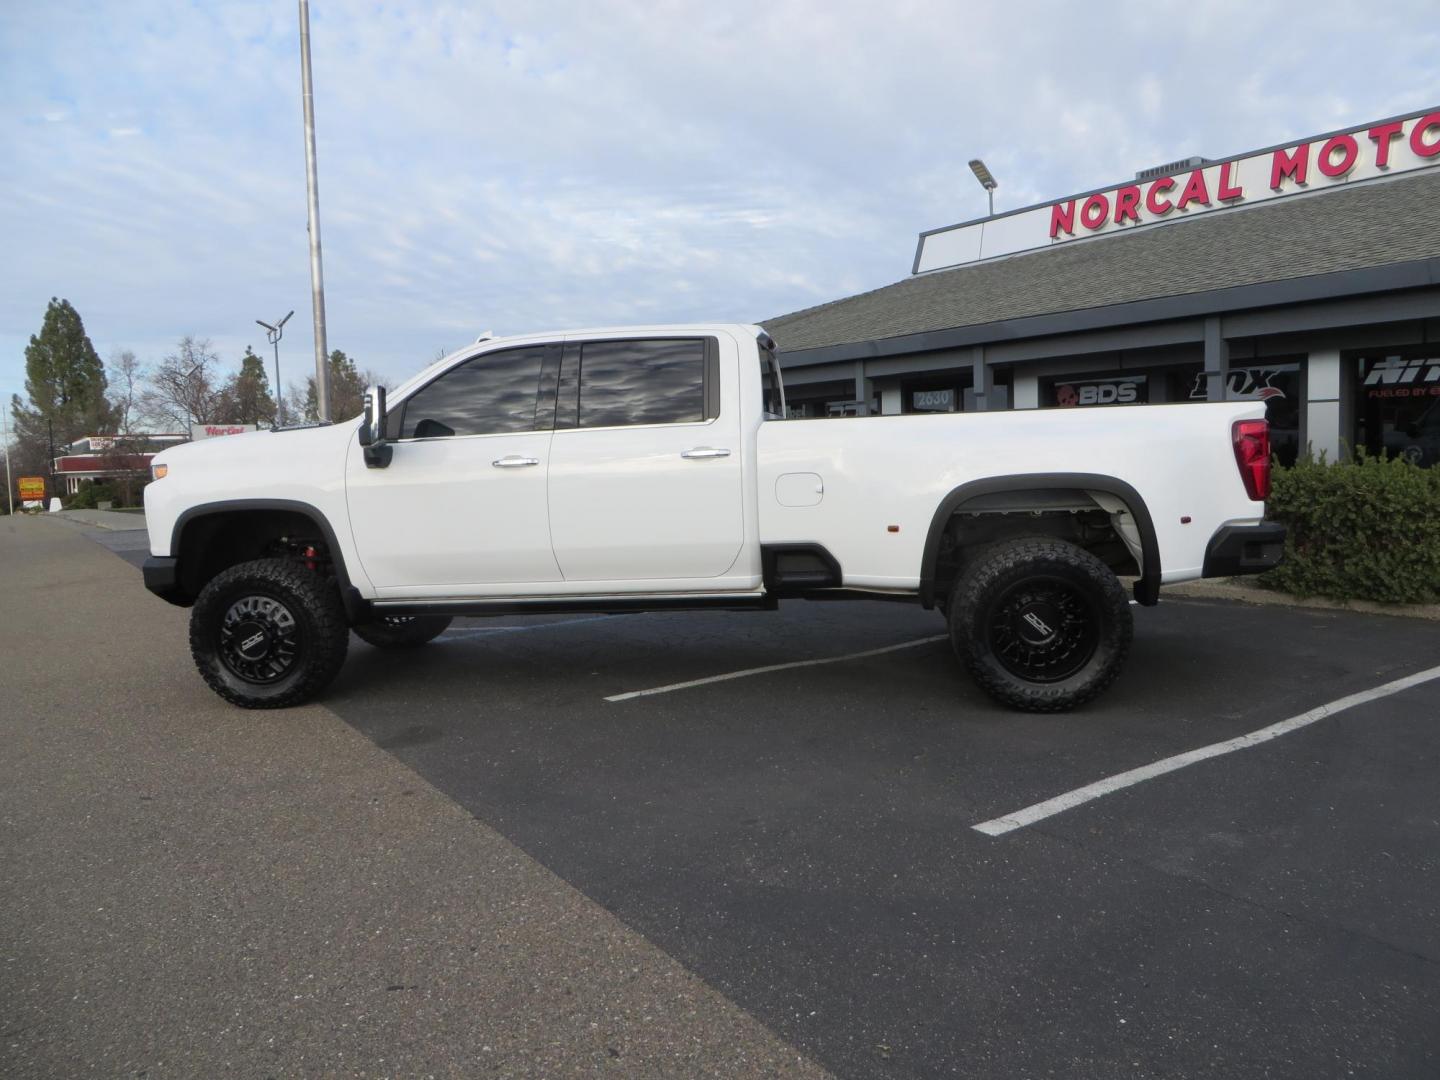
[7, 515, 1440, 1078]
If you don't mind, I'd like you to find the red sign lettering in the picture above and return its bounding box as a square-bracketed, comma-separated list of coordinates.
[1080, 193, 1109, 230]
[1176, 168, 1210, 210]
[1145, 176, 1175, 216]
[1409, 111, 1440, 158]
[1033, 112, 1433, 251]
[1317, 133, 1359, 177]
[1217, 160, 1243, 201]
[1050, 200, 1076, 238]
[1368, 121, 1405, 167]
[1113, 184, 1142, 224]
[1269, 143, 1310, 189]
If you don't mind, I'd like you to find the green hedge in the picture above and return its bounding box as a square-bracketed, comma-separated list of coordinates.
[1260, 452, 1440, 604]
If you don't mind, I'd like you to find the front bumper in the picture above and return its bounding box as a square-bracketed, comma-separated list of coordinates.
[1202, 522, 1287, 578]
[142, 556, 189, 606]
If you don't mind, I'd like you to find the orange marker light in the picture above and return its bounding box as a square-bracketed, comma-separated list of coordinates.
[887, 525, 900, 533]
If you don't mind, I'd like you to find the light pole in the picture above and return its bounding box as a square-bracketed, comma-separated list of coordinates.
[298, 0, 331, 421]
[1, 401, 14, 515]
[969, 158, 998, 217]
[181, 356, 207, 438]
[257, 310, 294, 427]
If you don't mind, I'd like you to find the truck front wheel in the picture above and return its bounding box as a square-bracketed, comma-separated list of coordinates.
[352, 615, 452, 649]
[189, 558, 350, 709]
[948, 539, 1132, 712]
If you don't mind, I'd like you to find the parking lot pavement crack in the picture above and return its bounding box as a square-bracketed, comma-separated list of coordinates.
[1029, 822, 1440, 971]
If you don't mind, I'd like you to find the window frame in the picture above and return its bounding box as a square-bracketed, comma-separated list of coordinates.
[553, 335, 721, 433]
[386, 341, 564, 442]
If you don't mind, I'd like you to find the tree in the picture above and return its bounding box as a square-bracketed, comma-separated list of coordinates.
[214, 346, 277, 427]
[304, 349, 366, 422]
[107, 349, 145, 437]
[142, 336, 221, 431]
[279, 381, 307, 427]
[101, 349, 149, 506]
[9, 298, 115, 487]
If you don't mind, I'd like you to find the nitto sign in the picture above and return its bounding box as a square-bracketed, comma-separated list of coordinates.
[914, 107, 1440, 273]
[1362, 356, 1440, 399]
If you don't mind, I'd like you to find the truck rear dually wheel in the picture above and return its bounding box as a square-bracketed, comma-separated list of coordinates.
[352, 614, 452, 649]
[189, 558, 350, 709]
[948, 539, 1132, 712]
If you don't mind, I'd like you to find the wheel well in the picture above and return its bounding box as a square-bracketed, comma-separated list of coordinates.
[929, 488, 1145, 608]
[174, 509, 338, 602]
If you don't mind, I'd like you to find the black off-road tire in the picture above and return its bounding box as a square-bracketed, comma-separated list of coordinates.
[352, 614, 452, 649]
[949, 539, 1132, 713]
[189, 558, 350, 709]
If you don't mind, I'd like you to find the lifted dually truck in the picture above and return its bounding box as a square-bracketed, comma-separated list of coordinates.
[142, 324, 1284, 712]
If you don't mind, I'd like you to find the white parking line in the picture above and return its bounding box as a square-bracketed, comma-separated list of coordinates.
[973, 662, 1440, 837]
[441, 615, 619, 640]
[605, 634, 948, 703]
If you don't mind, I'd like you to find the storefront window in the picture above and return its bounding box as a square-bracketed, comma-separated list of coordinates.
[1354, 351, 1440, 467]
[911, 388, 958, 412]
[902, 380, 965, 414]
[1188, 362, 1302, 467]
[1046, 375, 1147, 407]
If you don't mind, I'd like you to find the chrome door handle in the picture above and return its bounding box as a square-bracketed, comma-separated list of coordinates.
[492, 455, 540, 468]
[680, 447, 731, 459]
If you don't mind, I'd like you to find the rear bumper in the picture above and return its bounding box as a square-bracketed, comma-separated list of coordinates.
[1202, 522, 1287, 578]
[142, 556, 189, 606]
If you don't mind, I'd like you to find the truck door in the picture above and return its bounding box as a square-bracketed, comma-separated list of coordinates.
[546, 334, 744, 581]
[345, 342, 564, 592]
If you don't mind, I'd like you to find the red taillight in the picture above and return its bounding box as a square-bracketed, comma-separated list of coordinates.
[1232, 419, 1270, 501]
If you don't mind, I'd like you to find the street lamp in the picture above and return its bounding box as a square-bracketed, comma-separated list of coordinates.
[181, 355, 207, 438]
[257, 310, 295, 426]
[969, 158, 998, 217]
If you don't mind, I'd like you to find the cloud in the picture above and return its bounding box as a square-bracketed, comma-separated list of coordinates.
[1, 0, 1437, 397]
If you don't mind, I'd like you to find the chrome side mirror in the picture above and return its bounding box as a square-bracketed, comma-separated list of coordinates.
[359, 385, 392, 467]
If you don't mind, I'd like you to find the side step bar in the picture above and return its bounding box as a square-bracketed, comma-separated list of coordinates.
[368, 591, 776, 619]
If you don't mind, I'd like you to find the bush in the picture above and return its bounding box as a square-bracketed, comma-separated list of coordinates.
[1260, 452, 1440, 604]
[64, 479, 116, 511]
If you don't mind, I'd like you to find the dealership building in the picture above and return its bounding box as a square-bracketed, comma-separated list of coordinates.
[764, 106, 1440, 469]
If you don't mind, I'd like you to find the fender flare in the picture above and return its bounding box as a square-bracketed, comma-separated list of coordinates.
[918, 473, 1161, 608]
[170, 498, 367, 620]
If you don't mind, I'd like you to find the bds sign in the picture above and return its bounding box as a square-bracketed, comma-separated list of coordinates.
[18, 476, 46, 500]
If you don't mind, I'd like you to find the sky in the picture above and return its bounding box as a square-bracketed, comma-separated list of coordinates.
[2, 0, 1437, 404]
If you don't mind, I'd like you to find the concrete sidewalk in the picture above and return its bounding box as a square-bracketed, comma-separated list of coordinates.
[0, 515, 826, 1080]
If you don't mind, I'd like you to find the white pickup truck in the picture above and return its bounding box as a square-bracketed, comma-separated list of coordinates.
[143, 323, 1284, 712]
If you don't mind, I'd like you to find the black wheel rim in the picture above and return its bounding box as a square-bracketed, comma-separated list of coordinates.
[219, 594, 302, 684]
[985, 576, 1099, 683]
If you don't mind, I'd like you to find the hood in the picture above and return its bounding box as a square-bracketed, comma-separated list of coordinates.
[152, 419, 361, 469]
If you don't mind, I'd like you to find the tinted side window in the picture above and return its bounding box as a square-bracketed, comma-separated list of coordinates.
[400, 346, 549, 438]
[578, 339, 706, 428]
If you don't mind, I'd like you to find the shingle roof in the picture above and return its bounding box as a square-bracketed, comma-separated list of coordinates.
[763, 168, 1440, 354]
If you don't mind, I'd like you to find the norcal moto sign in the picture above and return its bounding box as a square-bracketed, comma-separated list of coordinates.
[914, 106, 1440, 273]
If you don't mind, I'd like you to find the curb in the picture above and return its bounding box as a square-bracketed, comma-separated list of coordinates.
[1166, 578, 1440, 621]
[46, 509, 149, 532]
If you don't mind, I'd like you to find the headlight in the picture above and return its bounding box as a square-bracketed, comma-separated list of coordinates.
[152, 463, 169, 480]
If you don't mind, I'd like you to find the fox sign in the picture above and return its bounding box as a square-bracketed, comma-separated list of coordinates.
[913, 107, 1440, 273]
